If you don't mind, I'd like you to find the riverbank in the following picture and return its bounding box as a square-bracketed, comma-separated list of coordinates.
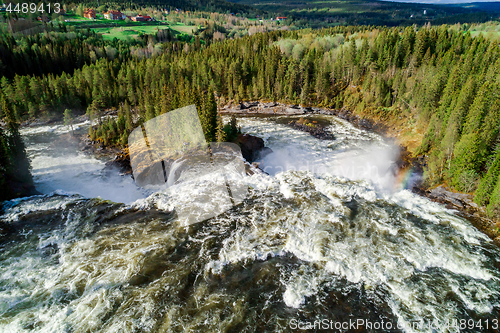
[330, 105, 500, 246]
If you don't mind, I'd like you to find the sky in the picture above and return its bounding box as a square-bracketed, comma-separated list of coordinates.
[382, 0, 499, 3]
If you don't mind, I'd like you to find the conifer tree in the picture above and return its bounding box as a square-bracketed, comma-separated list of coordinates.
[0, 127, 10, 200]
[121, 132, 128, 147]
[203, 90, 218, 142]
[64, 109, 74, 135]
[450, 132, 483, 190]
[87, 99, 102, 125]
[0, 126, 10, 173]
[124, 101, 133, 133]
[475, 150, 500, 206]
[216, 115, 226, 142]
[0, 92, 32, 184]
[89, 126, 96, 141]
[462, 82, 491, 136]
[486, 175, 500, 217]
[145, 104, 155, 121]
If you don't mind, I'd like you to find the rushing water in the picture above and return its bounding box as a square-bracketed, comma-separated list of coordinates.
[1, 115, 499, 332]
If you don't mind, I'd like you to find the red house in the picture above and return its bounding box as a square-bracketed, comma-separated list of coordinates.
[104, 10, 126, 20]
[83, 8, 96, 19]
[132, 15, 152, 21]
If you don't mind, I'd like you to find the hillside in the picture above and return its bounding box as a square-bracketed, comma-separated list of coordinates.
[73, 0, 263, 16]
[451, 2, 500, 13]
[229, 0, 495, 26]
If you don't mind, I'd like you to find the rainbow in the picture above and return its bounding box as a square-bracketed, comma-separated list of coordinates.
[395, 167, 414, 191]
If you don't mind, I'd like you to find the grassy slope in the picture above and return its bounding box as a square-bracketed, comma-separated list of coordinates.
[93, 24, 197, 40]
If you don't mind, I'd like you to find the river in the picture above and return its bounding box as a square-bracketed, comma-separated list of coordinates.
[1, 115, 499, 332]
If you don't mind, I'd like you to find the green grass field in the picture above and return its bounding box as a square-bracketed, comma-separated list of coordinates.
[468, 22, 500, 40]
[93, 26, 168, 40]
[448, 22, 500, 41]
[92, 23, 197, 40]
[170, 24, 197, 34]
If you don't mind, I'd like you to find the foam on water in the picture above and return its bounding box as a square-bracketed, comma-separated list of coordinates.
[20, 120, 92, 136]
[31, 152, 147, 203]
[22, 121, 149, 204]
[1, 115, 499, 332]
[204, 170, 500, 330]
[238, 116, 399, 192]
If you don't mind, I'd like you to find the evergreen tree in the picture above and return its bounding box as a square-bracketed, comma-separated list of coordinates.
[124, 101, 133, 133]
[89, 125, 96, 141]
[0, 92, 32, 185]
[216, 115, 226, 142]
[87, 99, 102, 125]
[64, 109, 74, 134]
[486, 175, 500, 218]
[120, 132, 128, 147]
[450, 132, 483, 191]
[0, 127, 10, 200]
[462, 82, 491, 136]
[475, 150, 500, 206]
[203, 90, 218, 142]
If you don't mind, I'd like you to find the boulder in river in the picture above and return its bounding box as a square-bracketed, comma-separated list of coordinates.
[261, 102, 277, 108]
[105, 151, 132, 175]
[234, 134, 273, 162]
[242, 101, 259, 109]
[102, 133, 272, 178]
[427, 185, 476, 209]
[288, 118, 335, 140]
[284, 107, 304, 115]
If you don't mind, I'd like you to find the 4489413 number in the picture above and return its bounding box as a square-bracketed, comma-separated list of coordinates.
[5, 3, 61, 14]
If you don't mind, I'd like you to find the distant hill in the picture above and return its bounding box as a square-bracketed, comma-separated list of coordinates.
[382, 0, 500, 12]
[76, 0, 263, 15]
[229, 0, 494, 25]
[451, 2, 500, 12]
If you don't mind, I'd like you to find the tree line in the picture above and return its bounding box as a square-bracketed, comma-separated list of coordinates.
[68, 0, 261, 16]
[1, 24, 499, 216]
[0, 92, 32, 201]
[0, 24, 194, 79]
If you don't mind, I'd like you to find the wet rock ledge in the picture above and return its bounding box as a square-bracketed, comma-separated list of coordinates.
[414, 185, 500, 246]
[288, 118, 335, 140]
[102, 133, 272, 177]
[219, 101, 383, 133]
[219, 101, 309, 116]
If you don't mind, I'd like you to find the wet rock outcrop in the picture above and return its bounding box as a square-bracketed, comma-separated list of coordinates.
[1, 178, 40, 202]
[105, 151, 132, 175]
[288, 118, 335, 140]
[220, 101, 310, 116]
[234, 134, 272, 163]
[416, 184, 500, 246]
[101, 133, 272, 178]
[427, 185, 477, 209]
